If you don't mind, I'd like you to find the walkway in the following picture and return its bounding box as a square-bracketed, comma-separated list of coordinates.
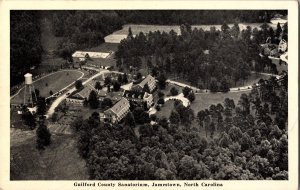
[164, 93, 190, 107]
[280, 52, 288, 64]
[45, 69, 109, 118]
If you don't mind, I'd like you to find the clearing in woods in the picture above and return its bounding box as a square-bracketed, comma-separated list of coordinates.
[10, 133, 88, 180]
[11, 70, 84, 104]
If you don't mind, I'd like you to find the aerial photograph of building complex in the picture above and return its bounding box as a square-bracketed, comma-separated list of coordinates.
[10, 10, 288, 181]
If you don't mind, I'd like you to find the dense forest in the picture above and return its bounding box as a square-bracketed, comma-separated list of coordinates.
[72, 73, 288, 180]
[10, 11, 43, 86]
[117, 10, 287, 25]
[10, 10, 287, 87]
[115, 22, 287, 90]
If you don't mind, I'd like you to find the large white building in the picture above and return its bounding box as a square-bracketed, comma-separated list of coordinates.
[104, 98, 130, 123]
[132, 75, 156, 92]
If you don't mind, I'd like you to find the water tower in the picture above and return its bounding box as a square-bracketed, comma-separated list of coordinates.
[23, 73, 37, 107]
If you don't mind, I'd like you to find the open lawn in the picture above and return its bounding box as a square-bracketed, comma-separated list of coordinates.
[86, 58, 117, 68]
[156, 100, 175, 119]
[11, 70, 84, 104]
[190, 91, 248, 114]
[10, 134, 88, 180]
[157, 91, 247, 119]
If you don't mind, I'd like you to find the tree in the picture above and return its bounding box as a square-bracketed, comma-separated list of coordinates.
[101, 98, 113, 109]
[197, 110, 206, 127]
[124, 111, 135, 127]
[204, 115, 211, 138]
[238, 93, 250, 115]
[88, 90, 99, 109]
[117, 74, 123, 84]
[182, 87, 191, 97]
[75, 80, 83, 90]
[220, 78, 230, 92]
[224, 98, 235, 110]
[157, 98, 165, 105]
[36, 119, 51, 150]
[219, 132, 232, 148]
[169, 111, 180, 125]
[143, 83, 151, 93]
[36, 97, 47, 115]
[35, 89, 40, 98]
[122, 73, 129, 84]
[275, 23, 282, 39]
[21, 106, 36, 129]
[187, 92, 195, 103]
[158, 91, 165, 98]
[228, 126, 243, 142]
[231, 22, 240, 38]
[104, 76, 112, 86]
[170, 87, 179, 96]
[128, 27, 133, 38]
[113, 81, 121, 91]
[209, 79, 219, 92]
[95, 81, 102, 91]
[157, 73, 167, 89]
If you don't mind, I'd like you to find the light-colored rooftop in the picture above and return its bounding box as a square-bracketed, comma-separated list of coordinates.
[72, 51, 110, 59]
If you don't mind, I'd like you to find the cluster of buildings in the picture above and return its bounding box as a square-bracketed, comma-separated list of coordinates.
[66, 73, 156, 124]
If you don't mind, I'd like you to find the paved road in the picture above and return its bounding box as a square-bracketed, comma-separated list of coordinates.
[167, 72, 279, 94]
[45, 69, 109, 118]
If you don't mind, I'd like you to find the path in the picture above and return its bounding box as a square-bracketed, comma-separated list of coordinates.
[10, 70, 84, 100]
[45, 69, 109, 118]
[164, 93, 190, 107]
[167, 72, 280, 94]
[280, 52, 288, 64]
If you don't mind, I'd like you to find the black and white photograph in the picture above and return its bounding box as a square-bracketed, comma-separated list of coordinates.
[0, 0, 298, 189]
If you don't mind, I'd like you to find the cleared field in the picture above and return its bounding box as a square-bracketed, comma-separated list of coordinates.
[105, 23, 276, 43]
[10, 134, 88, 180]
[190, 91, 248, 114]
[156, 99, 175, 119]
[157, 91, 247, 119]
[86, 58, 117, 68]
[11, 70, 84, 104]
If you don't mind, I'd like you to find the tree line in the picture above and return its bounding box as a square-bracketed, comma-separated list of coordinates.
[116, 10, 287, 25]
[10, 11, 43, 86]
[116, 22, 286, 91]
[72, 72, 288, 180]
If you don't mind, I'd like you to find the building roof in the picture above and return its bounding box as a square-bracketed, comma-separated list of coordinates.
[138, 75, 155, 88]
[106, 91, 124, 102]
[72, 51, 110, 59]
[98, 90, 107, 97]
[105, 97, 129, 115]
[123, 90, 146, 99]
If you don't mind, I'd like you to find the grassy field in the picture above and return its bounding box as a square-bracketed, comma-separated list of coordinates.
[86, 58, 117, 68]
[156, 100, 175, 119]
[10, 133, 88, 180]
[156, 91, 247, 119]
[190, 91, 248, 114]
[11, 70, 84, 104]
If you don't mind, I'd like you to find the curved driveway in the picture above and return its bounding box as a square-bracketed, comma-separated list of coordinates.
[45, 69, 109, 118]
